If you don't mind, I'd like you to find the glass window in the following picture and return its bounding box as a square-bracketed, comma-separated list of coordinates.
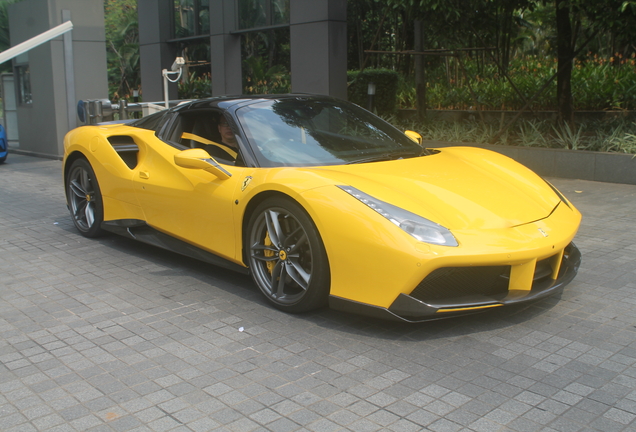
[130, 110, 170, 132]
[239, 0, 266, 29]
[16, 65, 32, 105]
[271, 0, 289, 25]
[199, 1, 209, 34]
[236, 98, 423, 167]
[239, 0, 289, 29]
[174, 0, 209, 38]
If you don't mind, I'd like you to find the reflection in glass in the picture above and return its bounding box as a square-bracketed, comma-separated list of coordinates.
[239, 0, 289, 29]
[237, 98, 424, 167]
[271, 0, 289, 25]
[174, 0, 209, 38]
[178, 42, 212, 99]
[239, 0, 266, 29]
[16, 65, 32, 105]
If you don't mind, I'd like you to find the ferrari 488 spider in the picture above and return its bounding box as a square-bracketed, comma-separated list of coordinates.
[63, 95, 581, 322]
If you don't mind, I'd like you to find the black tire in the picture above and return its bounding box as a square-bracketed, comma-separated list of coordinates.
[246, 197, 330, 313]
[66, 158, 105, 238]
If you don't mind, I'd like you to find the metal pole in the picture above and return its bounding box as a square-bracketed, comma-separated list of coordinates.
[118, 99, 128, 120]
[62, 10, 76, 131]
[163, 69, 169, 108]
[0, 21, 73, 65]
[367, 82, 376, 112]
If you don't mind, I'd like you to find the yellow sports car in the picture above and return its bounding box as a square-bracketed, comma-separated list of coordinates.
[63, 95, 581, 322]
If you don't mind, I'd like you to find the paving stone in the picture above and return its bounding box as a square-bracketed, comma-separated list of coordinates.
[1, 155, 636, 431]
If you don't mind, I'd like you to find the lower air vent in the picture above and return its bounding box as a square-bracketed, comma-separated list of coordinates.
[533, 258, 553, 284]
[411, 266, 511, 302]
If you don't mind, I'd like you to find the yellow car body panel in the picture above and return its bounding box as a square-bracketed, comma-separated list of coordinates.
[302, 189, 579, 308]
[131, 141, 244, 262]
[62, 95, 581, 322]
[231, 151, 581, 310]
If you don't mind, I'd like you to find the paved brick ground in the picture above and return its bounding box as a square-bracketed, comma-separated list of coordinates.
[1, 153, 635, 432]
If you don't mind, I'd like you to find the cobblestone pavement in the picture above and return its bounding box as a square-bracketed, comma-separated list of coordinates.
[1, 154, 635, 432]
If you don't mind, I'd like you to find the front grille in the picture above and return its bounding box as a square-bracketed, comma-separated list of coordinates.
[411, 266, 511, 302]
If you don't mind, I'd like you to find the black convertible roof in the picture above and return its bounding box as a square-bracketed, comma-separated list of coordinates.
[171, 94, 339, 112]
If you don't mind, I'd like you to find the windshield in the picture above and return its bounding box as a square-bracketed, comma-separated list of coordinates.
[236, 98, 424, 167]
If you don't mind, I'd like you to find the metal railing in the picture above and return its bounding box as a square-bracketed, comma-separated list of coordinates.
[77, 99, 192, 125]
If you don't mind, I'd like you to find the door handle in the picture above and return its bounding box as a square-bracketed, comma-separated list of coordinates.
[139, 171, 150, 179]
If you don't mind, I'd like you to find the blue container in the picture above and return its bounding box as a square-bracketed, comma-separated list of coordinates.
[0, 124, 7, 163]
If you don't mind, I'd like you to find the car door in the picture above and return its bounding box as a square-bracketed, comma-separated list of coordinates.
[131, 109, 245, 263]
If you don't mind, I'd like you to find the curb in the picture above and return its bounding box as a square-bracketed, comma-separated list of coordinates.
[426, 141, 636, 185]
[7, 148, 63, 161]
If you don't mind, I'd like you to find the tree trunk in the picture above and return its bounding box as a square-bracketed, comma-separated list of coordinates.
[268, 31, 276, 69]
[555, 0, 575, 128]
[414, 20, 426, 121]
[357, 20, 364, 70]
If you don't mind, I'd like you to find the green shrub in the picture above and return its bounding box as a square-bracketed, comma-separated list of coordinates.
[243, 56, 291, 95]
[347, 68, 399, 115]
[399, 55, 636, 111]
[386, 115, 636, 154]
[178, 72, 212, 100]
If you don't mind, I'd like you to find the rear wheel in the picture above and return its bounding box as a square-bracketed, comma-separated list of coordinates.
[247, 197, 330, 313]
[66, 158, 104, 237]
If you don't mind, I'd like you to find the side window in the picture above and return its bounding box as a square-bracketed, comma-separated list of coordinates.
[130, 110, 169, 132]
[180, 111, 223, 148]
[171, 110, 243, 166]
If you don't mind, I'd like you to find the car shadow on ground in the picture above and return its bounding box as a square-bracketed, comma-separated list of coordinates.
[56, 221, 562, 343]
[307, 297, 563, 342]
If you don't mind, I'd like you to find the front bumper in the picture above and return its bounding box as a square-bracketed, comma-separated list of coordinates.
[329, 242, 581, 323]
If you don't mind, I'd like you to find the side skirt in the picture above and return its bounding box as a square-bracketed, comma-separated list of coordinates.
[101, 219, 249, 274]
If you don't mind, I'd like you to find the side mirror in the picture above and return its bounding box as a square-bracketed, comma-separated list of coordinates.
[405, 130, 423, 145]
[174, 148, 232, 180]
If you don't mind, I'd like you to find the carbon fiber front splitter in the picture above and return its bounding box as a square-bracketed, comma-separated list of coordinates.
[329, 242, 581, 323]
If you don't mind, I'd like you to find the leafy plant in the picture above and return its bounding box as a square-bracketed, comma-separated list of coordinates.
[0, 0, 20, 74]
[388, 115, 636, 154]
[398, 55, 636, 112]
[516, 120, 550, 147]
[105, 0, 140, 101]
[242, 56, 290, 94]
[178, 72, 211, 99]
[551, 123, 586, 150]
[600, 121, 636, 153]
[348, 69, 400, 115]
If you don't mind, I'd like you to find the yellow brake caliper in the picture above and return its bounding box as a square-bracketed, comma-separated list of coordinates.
[264, 232, 275, 274]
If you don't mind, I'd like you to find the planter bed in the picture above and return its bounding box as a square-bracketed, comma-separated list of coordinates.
[426, 140, 636, 185]
[399, 109, 636, 123]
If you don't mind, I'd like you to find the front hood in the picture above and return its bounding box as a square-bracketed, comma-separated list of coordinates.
[306, 147, 561, 230]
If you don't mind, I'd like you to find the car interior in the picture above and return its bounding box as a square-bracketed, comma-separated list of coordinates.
[166, 110, 243, 165]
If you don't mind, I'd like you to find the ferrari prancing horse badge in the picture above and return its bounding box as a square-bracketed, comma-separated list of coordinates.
[241, 176, 253, 192]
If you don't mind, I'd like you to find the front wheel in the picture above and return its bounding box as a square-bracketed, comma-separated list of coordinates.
[246, 197, 330, 313]
[66, 158, 104, 238]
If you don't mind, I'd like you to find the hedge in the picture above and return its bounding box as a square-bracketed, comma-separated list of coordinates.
[347, 68, 399, 115]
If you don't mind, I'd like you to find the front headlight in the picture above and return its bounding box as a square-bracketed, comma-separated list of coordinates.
[338, 186, 458, 247]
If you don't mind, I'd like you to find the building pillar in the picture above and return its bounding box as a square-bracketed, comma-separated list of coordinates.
[290, 0, 347, 99]
[138, 0, 178, 102]
[210, 0, 242, 96]
[8, 0, 107, 158]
